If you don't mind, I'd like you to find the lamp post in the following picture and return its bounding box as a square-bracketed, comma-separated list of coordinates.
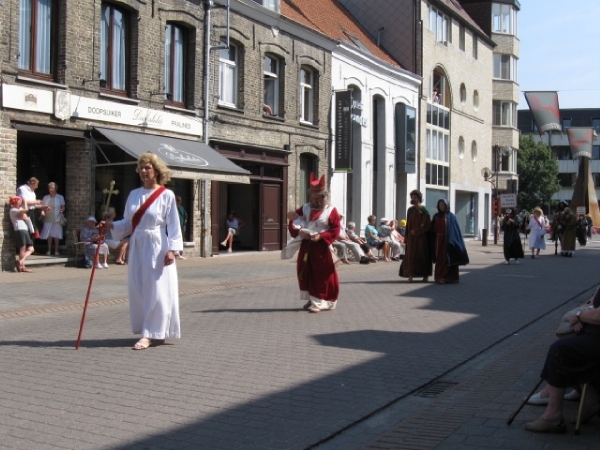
[482, 145, 513, 244]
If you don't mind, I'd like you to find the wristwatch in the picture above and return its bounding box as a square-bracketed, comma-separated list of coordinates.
[576, 310, 582, 322]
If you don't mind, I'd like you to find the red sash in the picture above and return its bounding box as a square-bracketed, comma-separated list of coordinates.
[533, 216, 543, 229]
[131, 186, 166, 234]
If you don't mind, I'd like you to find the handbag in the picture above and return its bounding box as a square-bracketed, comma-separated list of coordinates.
[60, 216, 67, 227]
[556, 306, 589, 337]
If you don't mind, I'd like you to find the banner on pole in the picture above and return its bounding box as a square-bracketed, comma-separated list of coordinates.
[523, 91, 561, 136]
[334, 90, 352, 171]
[567, 127, 594, 159]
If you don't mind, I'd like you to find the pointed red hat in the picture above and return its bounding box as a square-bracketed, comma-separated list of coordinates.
[309, 173, 326, 193]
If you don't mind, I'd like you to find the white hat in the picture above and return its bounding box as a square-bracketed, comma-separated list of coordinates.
[86, 216, 97, 223]
[380, 217, 389, 223]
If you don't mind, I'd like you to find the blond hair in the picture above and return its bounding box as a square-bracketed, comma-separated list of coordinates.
[136, 152, 171, 185]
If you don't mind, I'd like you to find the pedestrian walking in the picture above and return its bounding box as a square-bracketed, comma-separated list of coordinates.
[102, 152, 183, 350]
[527, 207, 546, 258]
[430, 199, 469, 284]
[502, 209, 524, 264]
[287, 173, 340, 313]
[399, 190, 432, 282]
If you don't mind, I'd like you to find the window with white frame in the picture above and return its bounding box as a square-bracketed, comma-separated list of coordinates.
[164, 23, 186, 105]
[263, 54, 280, 116]
[492, 3, 517, 36]
[100, 3, 129, 93]
[493, 54, 518, 81]
[493, 101, 517, 127]
[19, 0, 56, 78]
[428, 5, 448, 43]
[300, 67, 314, 123]
[219, 41, 238, 106]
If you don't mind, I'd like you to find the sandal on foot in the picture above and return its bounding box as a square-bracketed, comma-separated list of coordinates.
[21, 267, 32, 273]
[524, 417, 566, 434]
[308, 307, 321, 313]
[133, 338, 152, 350]
[302, 301, 312, 310]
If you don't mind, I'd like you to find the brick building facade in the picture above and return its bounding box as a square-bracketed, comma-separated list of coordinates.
[0, 0, 344, 269]
[0, 0, 244, 270]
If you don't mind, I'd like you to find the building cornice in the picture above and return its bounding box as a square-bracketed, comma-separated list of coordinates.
[334, 44, 422, 88]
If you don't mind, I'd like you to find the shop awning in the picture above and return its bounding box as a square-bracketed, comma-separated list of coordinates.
[93, 127, 250, 184]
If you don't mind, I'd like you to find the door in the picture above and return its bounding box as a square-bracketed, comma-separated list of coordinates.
[261, 183, 281, 251]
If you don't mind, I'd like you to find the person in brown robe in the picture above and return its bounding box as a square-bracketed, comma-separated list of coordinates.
[399, 190, 432, 282]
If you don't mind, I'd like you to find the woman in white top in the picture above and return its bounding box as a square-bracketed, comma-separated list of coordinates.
[527, 207, 546, 258]
[220, 211, 245, 253]
[40, 182, 66, 255]
[9, 196, 35, 272]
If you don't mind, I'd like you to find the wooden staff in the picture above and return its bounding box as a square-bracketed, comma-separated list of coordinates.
[75, 223, 105, 349]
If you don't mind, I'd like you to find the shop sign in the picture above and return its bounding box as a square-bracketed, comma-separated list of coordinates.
[70, 95, 202, 136]
[1, 83, 53, 114]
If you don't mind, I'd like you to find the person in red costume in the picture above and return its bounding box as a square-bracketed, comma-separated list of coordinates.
[288, 173, 341, 313]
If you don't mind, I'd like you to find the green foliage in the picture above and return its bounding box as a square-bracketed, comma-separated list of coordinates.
[517, 135, 560, 212]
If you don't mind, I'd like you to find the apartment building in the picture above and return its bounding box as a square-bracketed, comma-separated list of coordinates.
[518, 108, 600, 206]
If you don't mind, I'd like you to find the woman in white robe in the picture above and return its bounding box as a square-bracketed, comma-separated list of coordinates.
[527, 207, 546, 258]
[103, 153, 183, 350]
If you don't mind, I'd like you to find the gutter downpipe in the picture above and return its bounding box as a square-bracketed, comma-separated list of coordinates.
[201, 0, 230, 257]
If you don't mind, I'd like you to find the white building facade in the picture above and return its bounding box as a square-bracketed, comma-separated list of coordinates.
[330, 44, 421, 232]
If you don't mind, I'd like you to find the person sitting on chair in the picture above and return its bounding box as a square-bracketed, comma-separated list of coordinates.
[524, 286, 600, 433]
[80, 216, 109, 269]
[221, 211, 245, 253]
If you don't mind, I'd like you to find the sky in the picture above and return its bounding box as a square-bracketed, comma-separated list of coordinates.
[518, 0, 600, 109]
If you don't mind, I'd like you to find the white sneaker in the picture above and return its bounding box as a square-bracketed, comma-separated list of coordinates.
[526, 392, 549, 405]
[95, 264, 103, 269]
[504, 260, 509, 265]
[515, 259, 520, 265]
[102, 263, 109, 269]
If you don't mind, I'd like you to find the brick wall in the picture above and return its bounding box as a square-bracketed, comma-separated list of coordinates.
[0, 127, 18, 271]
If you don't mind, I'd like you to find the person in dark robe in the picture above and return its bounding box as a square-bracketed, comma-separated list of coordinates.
[288, 173, 340, 313]
[502, 209, 524, 264]
[559, 207, 577, 257]
[431, 199, 469, 284]
[399, 190, 432, 282]
[550, 201, 568, 242]
[576, 214, 588, 247]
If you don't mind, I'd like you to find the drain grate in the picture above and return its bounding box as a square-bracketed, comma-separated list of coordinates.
[415, 381, 459, 398]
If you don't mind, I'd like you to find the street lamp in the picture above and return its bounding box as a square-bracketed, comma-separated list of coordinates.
[481, 145, 513, 244]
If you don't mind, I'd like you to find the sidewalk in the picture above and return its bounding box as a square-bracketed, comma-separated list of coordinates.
[1, 238, 599, 450]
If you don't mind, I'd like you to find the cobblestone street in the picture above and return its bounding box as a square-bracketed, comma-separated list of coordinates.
[1, 239, 599, 449]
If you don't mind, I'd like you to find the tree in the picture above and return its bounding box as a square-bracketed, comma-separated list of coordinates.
[517, 135, 560, 212]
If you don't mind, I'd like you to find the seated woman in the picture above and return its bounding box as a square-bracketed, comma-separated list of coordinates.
[346, 222, 378, 262]
[381, 219, 403, 261]
[365, 215, 391, 262]
[524, 286, 600, 433]
[80, 216, 109, 269]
